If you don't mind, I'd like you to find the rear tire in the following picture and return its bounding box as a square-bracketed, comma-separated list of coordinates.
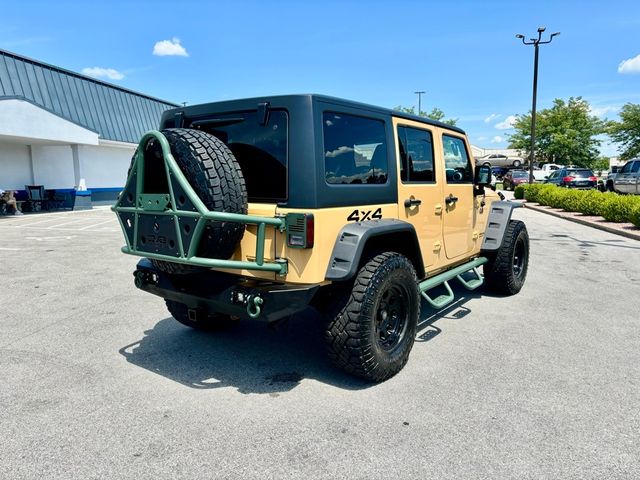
[325, 252, 420, 382]
[512, 160, 522, 168]
[483, 220, 529, 295]
[165, 299, 237, 331]
[152, 128, 247, 274]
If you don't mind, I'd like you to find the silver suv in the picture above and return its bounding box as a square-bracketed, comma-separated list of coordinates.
[613, 159, 640, 194]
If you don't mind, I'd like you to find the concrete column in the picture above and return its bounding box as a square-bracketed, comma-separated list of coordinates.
[27, 145, 35, 184]
[71, 144, 81, 188]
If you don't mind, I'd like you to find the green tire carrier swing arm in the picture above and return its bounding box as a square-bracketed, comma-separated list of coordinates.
[111, 130, 288, 276]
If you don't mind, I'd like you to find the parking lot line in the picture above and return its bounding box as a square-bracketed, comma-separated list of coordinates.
[77, 219, 117, 230]
[8, 225, 118, 233]
[45, 219, 92, 229]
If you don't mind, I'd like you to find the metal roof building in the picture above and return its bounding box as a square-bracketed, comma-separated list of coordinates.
[0, 48, 177, 203]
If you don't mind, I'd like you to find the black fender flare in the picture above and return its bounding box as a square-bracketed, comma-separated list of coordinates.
[325, 219, 424, 281]
[481, 200, 522, 252]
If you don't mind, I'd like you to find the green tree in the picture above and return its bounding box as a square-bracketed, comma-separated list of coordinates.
[508, 97, 605, 167]
[608, 103, 640, 160]
[394, 105, 458, 126]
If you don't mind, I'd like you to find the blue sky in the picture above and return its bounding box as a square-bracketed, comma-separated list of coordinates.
[2, 0, 639, 155]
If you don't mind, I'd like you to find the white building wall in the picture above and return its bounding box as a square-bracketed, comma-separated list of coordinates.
[0, 142, 32, 190]
[31, 145, 75, 189]
[79, 143, 135, 188]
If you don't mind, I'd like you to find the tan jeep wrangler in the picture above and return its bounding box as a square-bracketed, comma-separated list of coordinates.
[113, 94, 529, 382]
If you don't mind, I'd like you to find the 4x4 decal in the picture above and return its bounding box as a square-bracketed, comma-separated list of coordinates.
[347, 208, 383, 222]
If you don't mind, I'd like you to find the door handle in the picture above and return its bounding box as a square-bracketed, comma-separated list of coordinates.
[404, 198, 422, 208]
[445, 195, 458, 205]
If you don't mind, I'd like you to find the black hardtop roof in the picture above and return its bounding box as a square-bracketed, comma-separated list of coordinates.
[173, 94, 466, 134]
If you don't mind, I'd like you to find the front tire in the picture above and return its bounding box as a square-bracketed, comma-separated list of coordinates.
[325, 252, 420, 382]
[483, 220, 529, 295]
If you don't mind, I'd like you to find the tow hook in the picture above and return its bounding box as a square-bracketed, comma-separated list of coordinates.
[247, 295, 264, 318]
[133, 270, 159, 288]
[231, 289, 264, 318]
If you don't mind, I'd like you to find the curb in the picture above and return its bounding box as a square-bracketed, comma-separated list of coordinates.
[523, 202, 640, 241]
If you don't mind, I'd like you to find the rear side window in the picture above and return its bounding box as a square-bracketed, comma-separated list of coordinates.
[324, 112, 388, 185]
[442, 135, 473, 183]
[197, 110, 288, 202]
[397, 126, 435, 182]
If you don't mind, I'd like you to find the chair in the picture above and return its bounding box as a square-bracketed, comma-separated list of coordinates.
[25, 185, 47, 211]
[46, 189, 66, 210]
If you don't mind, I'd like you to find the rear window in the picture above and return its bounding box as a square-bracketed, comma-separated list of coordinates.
[512, 171, 528, 178]
[195, 110, 288, 202]
[323, 112, 388, 185]
[568, 169, 594, 178]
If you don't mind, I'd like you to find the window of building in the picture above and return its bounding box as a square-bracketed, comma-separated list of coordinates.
[324, 112, 388, 185]
[442, 135, 473, 183]
[397, 125, 435, 182]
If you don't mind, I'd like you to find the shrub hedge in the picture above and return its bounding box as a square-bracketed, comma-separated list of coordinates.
[515, 184, 640, 224]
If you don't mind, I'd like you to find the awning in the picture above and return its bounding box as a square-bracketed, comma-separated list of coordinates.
[0, 97, 99, 145]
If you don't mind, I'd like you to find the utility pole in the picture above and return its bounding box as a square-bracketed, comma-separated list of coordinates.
[414, 91, 425, 116]
[516, 27, 560, 183]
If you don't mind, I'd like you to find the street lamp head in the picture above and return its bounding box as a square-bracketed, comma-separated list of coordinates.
[550, 32, 560, 38]
[515, 34, 524, 39]
[537, 26, 546, 32]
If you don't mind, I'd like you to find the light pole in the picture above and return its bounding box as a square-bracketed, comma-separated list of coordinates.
[516, 27, 560, 183]
[414, 91, 425, 115]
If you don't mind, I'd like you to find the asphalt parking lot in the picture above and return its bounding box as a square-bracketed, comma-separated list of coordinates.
[1, 206, 639, 479]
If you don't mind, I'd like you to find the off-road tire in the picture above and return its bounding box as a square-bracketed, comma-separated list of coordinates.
[165, 299, 238, 331]
[152, 128, 247, 274]
[512, 159, 522, 168]
[483, 220, 529, 295]
[325, 252, 420, 382]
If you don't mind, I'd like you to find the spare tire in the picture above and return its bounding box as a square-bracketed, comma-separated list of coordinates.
[152, 128, 247, 274]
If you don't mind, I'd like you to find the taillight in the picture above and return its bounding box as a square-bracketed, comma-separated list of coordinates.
[589, 176, 598, 182]
[286, 213, 314, 249]
[306, 214, 314, 248]
[563, 176, 574, 183]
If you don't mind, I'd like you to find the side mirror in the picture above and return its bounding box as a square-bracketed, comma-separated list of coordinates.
[544, 175, 549, 179]
[474, 165, 492, 186]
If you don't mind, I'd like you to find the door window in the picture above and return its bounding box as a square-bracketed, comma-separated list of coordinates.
[397, 126, 435, 182]
[442, 135, 473, 183]
[621, 161, 635, 173]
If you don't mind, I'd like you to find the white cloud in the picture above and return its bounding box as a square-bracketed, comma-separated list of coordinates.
[81, 67, 124, 80]
[325, 146, 353, 157]
[491, 136, 504, 144]
[589, 105, 620, 117]
[495, 115, 517, 130]
[484, 113, 500, 123]
[153, 37, 189, 57]
[618, 54, 640, 74]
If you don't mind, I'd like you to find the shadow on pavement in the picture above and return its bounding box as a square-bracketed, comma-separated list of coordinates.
[119, 307, 373, 394]
[120, 282, 487, 394]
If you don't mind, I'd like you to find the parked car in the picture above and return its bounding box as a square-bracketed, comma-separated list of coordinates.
[476, 153, 523, 168]
[544, 168, 598, 189]
[532, 163, 564, 182]
[603, 165, 623, 191]
[503, 170, 530, 190]
[491, 166, 509, 180]
[612, 159, 640, 194]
